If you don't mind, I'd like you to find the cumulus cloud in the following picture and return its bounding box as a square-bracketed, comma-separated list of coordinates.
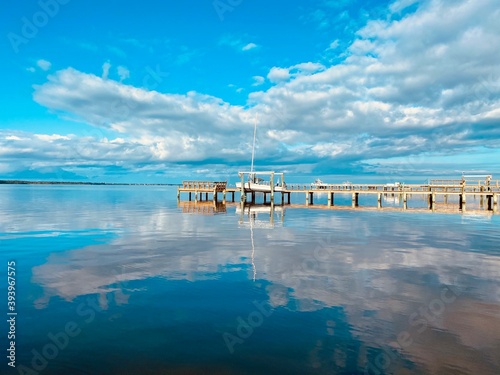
[267, 63, 325, 83]
[253, 0, 500, 163]
[252, 76, 265, 86]
[102, 61, 111, 79]
[219, 35, 259, 53]
[242, 42, 258, 51]
[31, 68, 274, 166]
[36, 59, 52, 71]
[6, 0, 499, 178]
[291, 62, 325, 73]
[327, 39, 339, 50]
[117, 66, 130, 82]
[267, 67, 290, 83]
[34, 134, 70, 142]
[389, 0, 420, 14]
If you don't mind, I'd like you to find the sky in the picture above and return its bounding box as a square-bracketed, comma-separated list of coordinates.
[0, 0, 499, 183]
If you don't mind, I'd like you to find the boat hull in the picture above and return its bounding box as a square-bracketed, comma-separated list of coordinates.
[236, 182, 286, 193]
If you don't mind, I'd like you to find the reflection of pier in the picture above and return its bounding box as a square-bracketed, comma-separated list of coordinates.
[178, 200, 497, 220]
[178, 200, 227, 215]
[177, 174, 500, 213]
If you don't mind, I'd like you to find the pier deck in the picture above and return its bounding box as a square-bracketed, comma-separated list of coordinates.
[177, 180, 500, 212]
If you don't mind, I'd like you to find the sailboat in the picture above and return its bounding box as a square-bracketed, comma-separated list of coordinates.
[236, 117, 286, 192]
[237, 175, 287, 193]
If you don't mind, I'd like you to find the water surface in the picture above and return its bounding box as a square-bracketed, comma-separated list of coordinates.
[1, 185, 500, 374]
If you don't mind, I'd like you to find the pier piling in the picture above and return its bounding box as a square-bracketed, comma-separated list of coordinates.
[270, 172, 275, 203]
[459, 193, 466, 211]
[352, 192, 359, 207]
[328, 192, 334, 207]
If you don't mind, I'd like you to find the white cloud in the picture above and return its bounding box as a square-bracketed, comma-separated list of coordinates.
[252, 76, 265, 86]
[219, 35, 259, 53]
[5, 135, 23, 141]
[389, 0, 420, 14]
[327, 39, 339, 50]
[267, 63, 324, 83]
[37, 59, 52, 71]
[254, 0, 500, 162]
[26, 67, 36, 73]
[117, 66, 130, 82]
[267, 67, 290, 83]
[102, 61, 111, 79]
[11, 0, 500, 178]
[292, 62, 325, 73]
[34, 134, 70, 142]
[242, 43, 258, 51]
[31, 68, 259, 164]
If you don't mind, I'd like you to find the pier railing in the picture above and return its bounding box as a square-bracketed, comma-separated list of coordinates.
[285, 184, 407, 192]
[181, 181, 227, 191]
[430, 179, 500, 187]
[429, 179, 463, 186]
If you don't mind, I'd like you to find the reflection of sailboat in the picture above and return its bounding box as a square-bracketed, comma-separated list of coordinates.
[241, 205, 284, 282]
[236, 204, 285, 216]
[383, 194, 401, 204]
[237, 203, 285, 229]
[250, 214, 256, 282]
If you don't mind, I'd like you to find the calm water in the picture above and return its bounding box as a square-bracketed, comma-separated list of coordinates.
[1, 185, 500, 375]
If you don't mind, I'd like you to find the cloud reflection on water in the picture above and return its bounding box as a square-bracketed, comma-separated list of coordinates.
[3, 186, 500, 373]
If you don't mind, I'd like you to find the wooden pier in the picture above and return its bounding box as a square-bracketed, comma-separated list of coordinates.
[177, 181, 234, 202]
[177, 175, 500, 213]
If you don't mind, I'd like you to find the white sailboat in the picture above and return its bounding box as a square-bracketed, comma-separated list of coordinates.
[236, 117, 286, 192]
[236, 175, 287, 193]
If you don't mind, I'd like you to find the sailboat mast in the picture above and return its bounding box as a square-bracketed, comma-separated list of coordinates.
[250, 116, 257, 173]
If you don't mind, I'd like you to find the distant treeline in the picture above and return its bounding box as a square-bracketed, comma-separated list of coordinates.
[0, 180, 180, 186]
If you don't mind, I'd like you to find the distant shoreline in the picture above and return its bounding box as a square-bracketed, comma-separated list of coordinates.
[0, 180, 180, 186]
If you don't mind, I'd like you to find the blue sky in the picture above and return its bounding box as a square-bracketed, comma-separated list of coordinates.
[1, 0, 499, 183]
